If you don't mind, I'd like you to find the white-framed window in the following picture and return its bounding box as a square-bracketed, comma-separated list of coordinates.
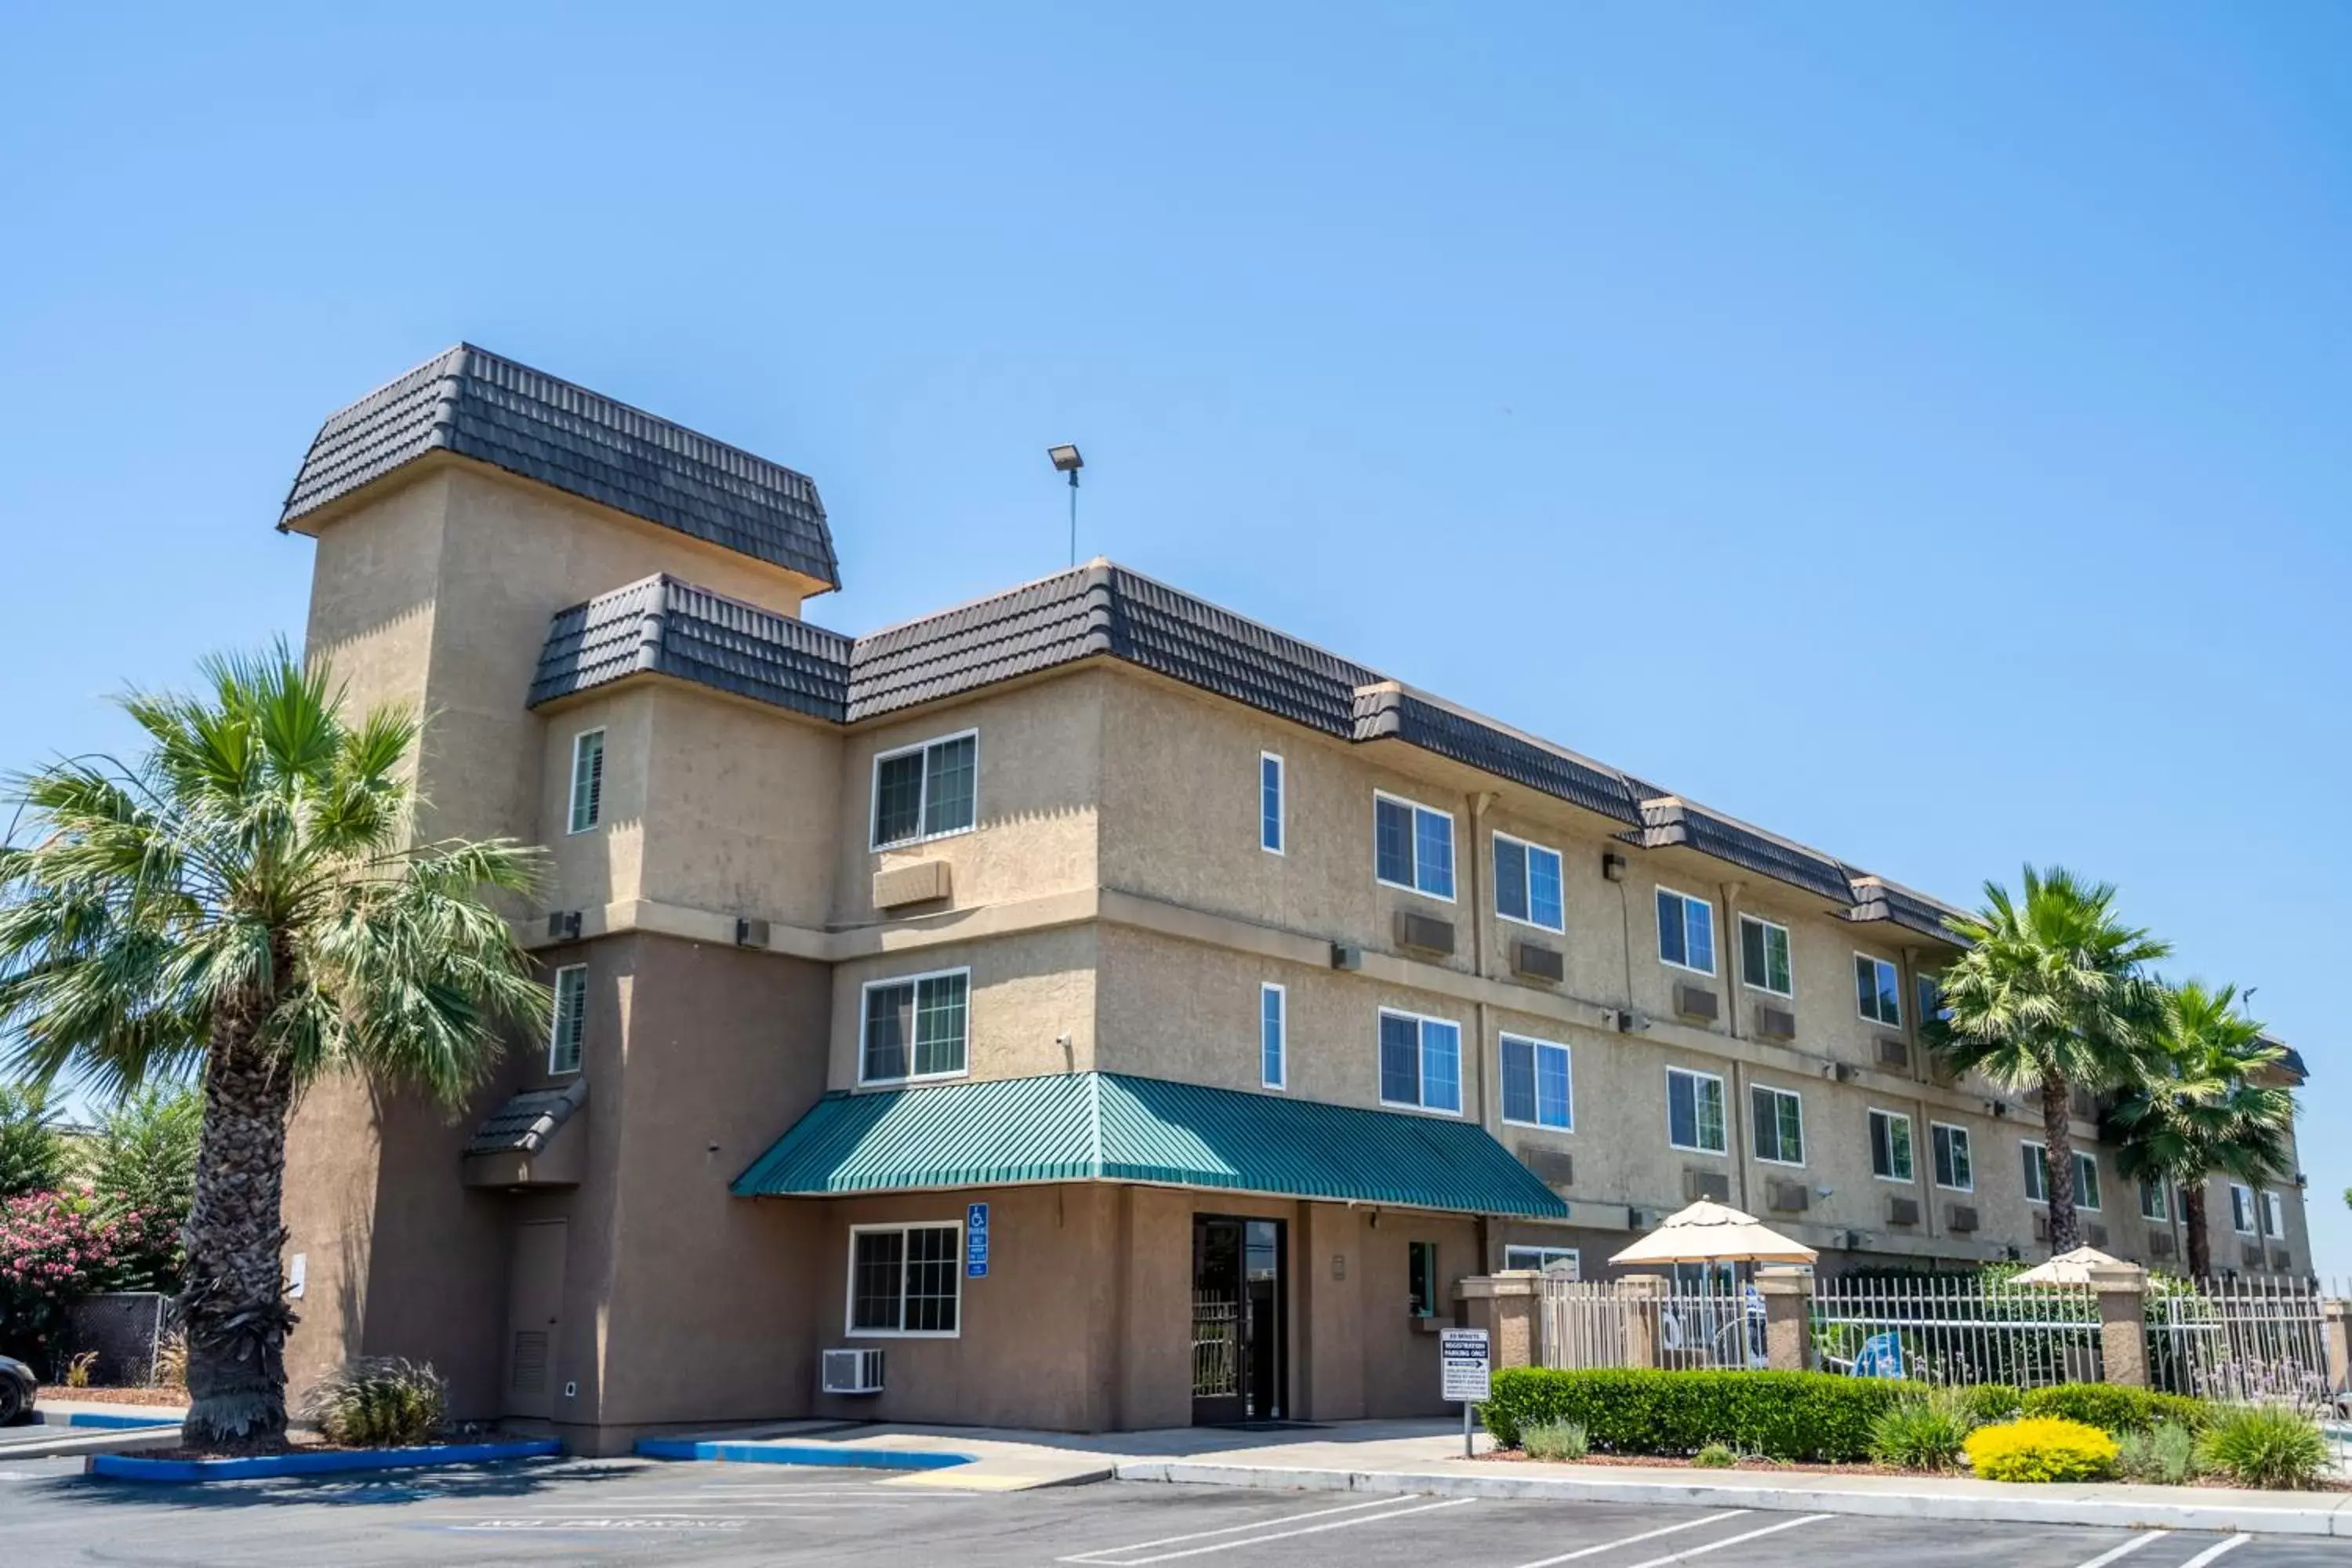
[1377, 1008, 1462, 1115]
[2021, 1142, 2101, 1210]
[1667, 1067, 1727, 1154]
[1932, 1123, 1973, 1192]
[1655, 887, 1716, 975]
[1738, 914, 1793, 996]
[858, 968, 971, 1084]
[1374, 792, 1455, 900]
[1868, 1108, 1915, 1182]
[870, 730, 978, 850]
[1260, 982, 1287, 1090]
[846, 1222, 961, 1337]
[1494, 833, 1565, 932]
[1750, 1083, 1806, 1166]
[2260, 1189, 2285, 1239]
[548, 964, 587, 1075]
[1503, 1245, 1579, 1276]
[1500, 1033, 1573, 1131]
[1916, 972, 1949, 1030]
[2139, 1178, 2169, 1222]
[568, 728, 606, 834]
[1259, 753, 1284, 855]
[1855, 953, 1903, 1027]
[2229, 1182, 2256, 1235]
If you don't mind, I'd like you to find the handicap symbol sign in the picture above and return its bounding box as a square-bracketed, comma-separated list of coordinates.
[965, 1203, 991, 1279]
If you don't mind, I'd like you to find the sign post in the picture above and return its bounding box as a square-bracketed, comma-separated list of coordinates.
[1439, 1327, 1491, 1458]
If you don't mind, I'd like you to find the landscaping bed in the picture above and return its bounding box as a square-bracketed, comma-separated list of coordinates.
[37, 1386, 184, 1407]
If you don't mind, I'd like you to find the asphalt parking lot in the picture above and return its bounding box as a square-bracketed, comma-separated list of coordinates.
[0, 1456, 2343, 1567]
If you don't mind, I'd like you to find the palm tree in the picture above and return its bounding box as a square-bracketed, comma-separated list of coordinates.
[2104, 981, 2296, 1279]
[0, 648, 546, 1451]
[1926, 865, 2169, 1254]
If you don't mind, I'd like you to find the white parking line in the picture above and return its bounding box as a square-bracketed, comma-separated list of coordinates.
[1058, 1495, 1419, 1561]
[1619, 1512, 1828, 1568]
[2074, 1534, 2169, 1568]
[1066, 1496, 1477, 1566]
[1508, 1512, 1751, 1568]
[2176, 1537, 2249, 1568]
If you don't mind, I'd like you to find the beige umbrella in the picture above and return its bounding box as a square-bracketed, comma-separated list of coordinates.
[1609, 1200, 1819, 1266]
[2010, 1245, 2126, 1286]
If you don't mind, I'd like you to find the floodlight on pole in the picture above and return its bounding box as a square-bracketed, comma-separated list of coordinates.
[1048, 445, 1083, 565]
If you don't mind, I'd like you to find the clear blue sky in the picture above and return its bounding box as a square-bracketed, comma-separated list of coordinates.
[2, 6, 2346, 1275]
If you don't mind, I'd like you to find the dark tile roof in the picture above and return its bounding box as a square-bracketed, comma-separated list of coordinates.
[1628, 797, 1859, 906]
[1847, 875, 1970, 947]
[529, 575, 851, 722]
[845, 563, 1117, 722]
[1355, 684, 1642, 826]
[2260, 1036, 2309, 1083]
[281, 344, 840, 589]
[466, 1078, 588, 1157]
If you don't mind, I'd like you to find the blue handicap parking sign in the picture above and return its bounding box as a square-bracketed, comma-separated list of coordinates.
[965, 1203, 990, 1278]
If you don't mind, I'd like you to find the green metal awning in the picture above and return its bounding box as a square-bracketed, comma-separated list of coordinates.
[731, 1071, 1570, 1218]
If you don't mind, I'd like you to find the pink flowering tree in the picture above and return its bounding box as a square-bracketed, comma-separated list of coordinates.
[0, 1190, 171, 1368]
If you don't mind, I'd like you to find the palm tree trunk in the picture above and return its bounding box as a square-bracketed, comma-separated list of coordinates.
[2040, 1070, 2080, 1254]
[2181, 1182, 2212, 1280]
[179, 989, 297, 1452]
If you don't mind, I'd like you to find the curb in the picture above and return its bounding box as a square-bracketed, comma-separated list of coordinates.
[633, 1438, 975, 1471]
[0, 1427, 180, 1461]
[89, 1439, 564, 1483]
[1115, 1461, 2352, 1539]
[49, 1411, 180, 1430]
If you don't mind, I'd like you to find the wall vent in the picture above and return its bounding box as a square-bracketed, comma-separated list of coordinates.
[1393, 910, 1456, 957]
[1671, 984, 1719, 1023]
[1875, 1036, 1911, 1071]
[1754, 1005, 1796, 1042]
[1522, 1149, 1573, 1189]
[2085, 1222, 2109, 1249]
[1947, 1204, 1980, 1233]
[1887, 1196, 1921, 1227]
[2148, 1231, 2176, 1258]
[1510, 939, 1565, 984]
[1682, 1169, 1730, 1203]
[1765, 1179, 1809, 1214]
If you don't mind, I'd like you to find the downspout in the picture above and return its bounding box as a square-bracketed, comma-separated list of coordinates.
[1469, 789, 1498, 1272]
[1904, 946, 1940, 1249]
[1718, 881, 1750, 1214]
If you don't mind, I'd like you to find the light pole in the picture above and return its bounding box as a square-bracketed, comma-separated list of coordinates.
[1047, 445, 1083, 566]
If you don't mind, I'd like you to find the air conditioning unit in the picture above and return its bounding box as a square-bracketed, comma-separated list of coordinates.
[546, 910, 582, 942]
[821, 1348, 884, 1395]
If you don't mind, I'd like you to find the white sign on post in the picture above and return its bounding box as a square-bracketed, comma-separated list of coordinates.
[1440, 1327, 1491, 1457]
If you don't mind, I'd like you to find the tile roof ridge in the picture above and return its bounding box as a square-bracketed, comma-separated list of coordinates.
[848, 558, 1110, 644]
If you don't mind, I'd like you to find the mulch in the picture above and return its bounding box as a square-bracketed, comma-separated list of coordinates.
[36, 1386, 186, 1408]
[1480, 1450, 1913, 1475]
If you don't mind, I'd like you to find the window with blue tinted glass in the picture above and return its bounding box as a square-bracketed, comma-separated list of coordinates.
[1501, 1033, 1572, 1129]
[1657, 888, 1715, 974]
[1260, 753, 1283, 855]
[1855, 953, 1902, 1026]
[1375, 797, 1413, 885]
[1260, 983, 1286, 1088]
[1495, 835, 1564, 932]
[1667, 1066, 1726, 1152]
[1378, 1011, 1420, 1104]
[1380, 1009, 1461, 1113]
[1419, 1019, 1461, 1112]
[1374, 793, 1454, 898]
[1414, 810, 1454, 898]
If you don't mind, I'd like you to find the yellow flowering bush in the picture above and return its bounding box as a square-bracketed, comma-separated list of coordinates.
[1963, 1416, 2118, 1483]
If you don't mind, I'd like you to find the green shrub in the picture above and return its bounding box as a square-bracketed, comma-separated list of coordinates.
[2021, 1383, 2208, 1436]
[1481, 1369, 1906, 1462]
[301, 1358, 448, 1448]
[1691, 1442, 1737, 1468]
[2196, 1403, 2332, 1491]
[1868, 1387, 1976, 1472]
[1521, 1421, 1589, 1462]
[2115, 1424, 2201, 1486]
[1957, 1383, 2024, 1425]
[1964, 1417, 2118, 1483]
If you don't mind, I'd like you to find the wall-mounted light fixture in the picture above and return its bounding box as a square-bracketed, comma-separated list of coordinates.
[1601, 851, 1627, 882]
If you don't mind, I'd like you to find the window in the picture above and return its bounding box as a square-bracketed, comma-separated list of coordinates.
[2261, 1190, 2285, 1239]
[1738, 915, 1793, 996]
[548, 964, 587, 1075]
[1868, 1109, 1915, 1182]
[2021, 1143, 2101, 1210]
[2139, 1178, 2169, 1222]
[847, 1224, 960, 1336]
[859, 969, 971, 1084]
[1504, 1245, 1579, 1276]
[1260, 983, 1287, 1090]
[2075, 1152, 2103, 1212]
[1374, 793, 1455, 899]
[1855, 953, 1902, 1026]
[1916, 973, 1949, 1029]
[1656, 887, 1715, 975]
[1494, 833, 1565, 931]
[1932, 1123, 1973, 1191]
[1377, 1009, 1462, 1114]
[1259, 753, 1284, 855]
[2022, 1142, 2045, 1203]
[568, 729, 605, 834]
[1750, 1084, 1806, 1166]
[2229, 1183, 2256, 1235]
[871, 731, 978, 849]
[1500, 1033, 1573, 1131]
[1406, 1241, 1439, 1318]
[1667, 1067, 1727, 1154]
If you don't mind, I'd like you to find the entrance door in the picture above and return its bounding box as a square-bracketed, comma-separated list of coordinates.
[503, 1219, 567, 1420]
[1191, 1214, 1285, 1425]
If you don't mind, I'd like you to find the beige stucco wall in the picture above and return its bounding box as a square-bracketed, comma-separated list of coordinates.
[828, 925, 1098, 1088]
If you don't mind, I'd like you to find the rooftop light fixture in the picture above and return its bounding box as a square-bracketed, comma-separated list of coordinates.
[1047, 445, 1084, 565]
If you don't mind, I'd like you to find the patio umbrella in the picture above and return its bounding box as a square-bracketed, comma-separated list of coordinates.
[1608, 1200, 1819, 1266]
[2009, 1245, 2127, 1286]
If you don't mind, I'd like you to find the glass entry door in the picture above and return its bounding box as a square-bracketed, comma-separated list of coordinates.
[1191, 1214, 1286, 1424]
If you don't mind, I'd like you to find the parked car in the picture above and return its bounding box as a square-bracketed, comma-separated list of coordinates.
[0, 1355, 34, 1425]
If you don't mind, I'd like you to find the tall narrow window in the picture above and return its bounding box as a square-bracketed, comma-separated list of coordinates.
[1738, 915, 1793, 996]
[860, 969, 971, 1084]
[1377, 1010, 1461, 1113]
[1932, 1123, 1973, 1191]
[2230, 1183, 2256, 1234]
[871, 731, 978, 849]
[1259, 753, 1284, 855]
[1259, 983, 1287, 1089]
[1868, 1109, 1914, 1182]
[1406, 1241, 1439, 1318]
[2022, 1142, 2049, 1203]
[568, 729, 606, 834]
[2139, 1178, 2169, 1222]
[2261, 1189, 2285, 1239]
[1494, 833, 1565, 931]
[1500, 1034, 1573, 1130]
[1667, 1068, 1726, 1154]
[1656, 888, 1715, 975]
[1374, 793, 1455, 899]
[1750, 1084, 1806, 1166]
[1855, 953, 1903, 1026]
[548, 964, 587, 1075]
